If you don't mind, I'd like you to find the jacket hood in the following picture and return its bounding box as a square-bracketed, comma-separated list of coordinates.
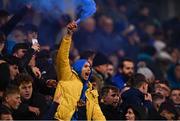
[72, 59, 91, 81]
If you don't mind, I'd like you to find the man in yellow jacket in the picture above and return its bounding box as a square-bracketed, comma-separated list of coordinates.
[54, 21, 106, 120]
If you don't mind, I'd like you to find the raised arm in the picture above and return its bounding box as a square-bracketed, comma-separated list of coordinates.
[1, 5, 31, 36]
[56, 21, 77, 80]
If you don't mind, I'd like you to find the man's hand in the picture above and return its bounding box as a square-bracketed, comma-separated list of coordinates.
[67, 21, 77, 35]
[46, 79, 57, 88]
[28, 106, 40, 116]
[31, 43, 40, 52]
[31, 67, 41, 78]
[145, 93, 152, 102]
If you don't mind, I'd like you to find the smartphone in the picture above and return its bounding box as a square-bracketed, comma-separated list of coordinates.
[32, 38, 38, 44]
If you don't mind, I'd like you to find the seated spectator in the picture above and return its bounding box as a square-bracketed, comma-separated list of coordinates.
[14, 73, 48, 120]
[0, 85, 21, 120]
[99, 86, 121, 120]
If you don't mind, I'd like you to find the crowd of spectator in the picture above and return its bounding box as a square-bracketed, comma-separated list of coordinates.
[0, 0, 180, 120]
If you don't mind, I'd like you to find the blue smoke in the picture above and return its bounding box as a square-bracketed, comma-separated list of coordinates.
[74, 0, 96, 23]
[16, 0, 96, 22]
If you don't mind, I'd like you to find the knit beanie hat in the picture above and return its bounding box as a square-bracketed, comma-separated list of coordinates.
[93, 52, 109, 67]
[137, 67, 154, 81]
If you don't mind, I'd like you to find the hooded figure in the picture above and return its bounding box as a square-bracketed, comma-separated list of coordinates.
[71, 59, 92, 120]
[54, 22, 105, 121]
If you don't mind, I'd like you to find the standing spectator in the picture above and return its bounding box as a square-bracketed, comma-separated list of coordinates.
[121, 25, 141, 61]
[167, 63, 180, 88]
[105, 62, 115, 85]
[12, 43, 29, 59]
[3, 55, 20, 83]
[99, 86, 121, 120]
[138, 45, 164, 80]
[0, 62, 10, 100]
[0, 109, 13, 121]
[0, 9, 9, 28]
[0, 31, 6, 59]
[154, 82, 171, 98]
[73, 17, 99, 52]
[24, 23, 38, 44]
[54, 21, 105, 120]
[111, 58, 135, 90]
[152, 93, 165, 111]
[170, 88, 180, 118]
[137, 63, 155, 92]
[0, 85, 21, 120]
[159, 101, 178, 120]
[121, 73, 155, 119]
[0, 4, 31, 36]
[11, 42, 40, 73]
[11, 42, 45, 92]
[163, 15, 180, 48]
[5, 25, 26, 54]
[123, 105, 146, 120]
[35, 49, 57, 103]
[95, 15, 123, 56]
[91, 52, 109, 92]
[79, 50, 96, 66]
[14, 73, 48, 120]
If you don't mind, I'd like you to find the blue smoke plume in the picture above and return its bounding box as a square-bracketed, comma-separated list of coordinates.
[74, 0, 96, 23]
[15, 0, 96, 23]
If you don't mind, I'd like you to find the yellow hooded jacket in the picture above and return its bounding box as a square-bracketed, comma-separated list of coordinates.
[54, 34, 106, 121]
